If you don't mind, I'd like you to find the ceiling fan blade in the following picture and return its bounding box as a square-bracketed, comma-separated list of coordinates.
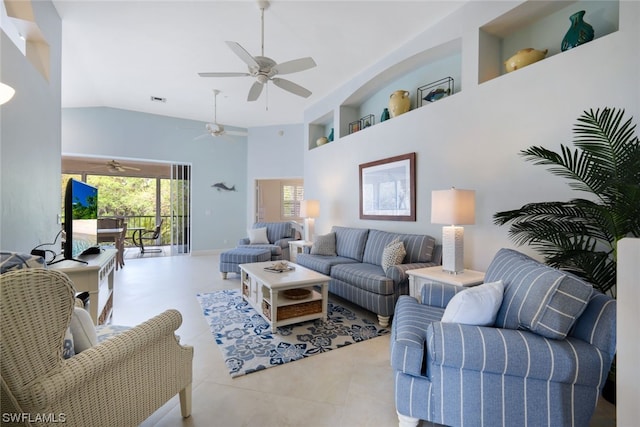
[225, 129, 249, 137]
[247, 81, 264, 101]
[121, 166, 141, 171]
[274, 57, 317, 75]
[193, 133, 210, 141]
[225, 41, 259, 68]
[272, 78, 312, 98]
[198, 72, 250, 78]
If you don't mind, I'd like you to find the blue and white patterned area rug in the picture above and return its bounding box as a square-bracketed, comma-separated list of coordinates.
[197, 289, 389, 378]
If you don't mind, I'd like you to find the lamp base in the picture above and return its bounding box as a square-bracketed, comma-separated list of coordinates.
[441, 226, 464, 274]
[304, 218, 315, 242]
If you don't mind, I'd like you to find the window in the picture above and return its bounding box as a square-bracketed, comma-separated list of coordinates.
[282, 182, 304, 219]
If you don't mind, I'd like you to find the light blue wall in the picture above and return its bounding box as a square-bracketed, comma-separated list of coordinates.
[1, 1, 62, 253]
[62, 107, 249, 252]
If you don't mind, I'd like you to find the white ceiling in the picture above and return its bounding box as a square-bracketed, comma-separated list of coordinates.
[52, 0, 466, 129]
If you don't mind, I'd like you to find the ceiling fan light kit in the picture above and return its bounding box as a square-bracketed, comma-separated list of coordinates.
[198, 0, 316, 102]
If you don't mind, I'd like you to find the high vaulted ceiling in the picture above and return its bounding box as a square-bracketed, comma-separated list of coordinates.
[53, 1, 466, 129]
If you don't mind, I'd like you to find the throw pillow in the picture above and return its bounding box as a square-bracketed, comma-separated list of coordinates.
[70, 306, 98, 353]
[311, 232, 337, 256]
[441, 280, 505, 326]
[381, 238, 406, 273]
[248, 227, 269, 244]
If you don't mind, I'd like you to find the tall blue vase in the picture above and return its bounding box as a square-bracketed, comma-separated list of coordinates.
[561, 10, 594, 52]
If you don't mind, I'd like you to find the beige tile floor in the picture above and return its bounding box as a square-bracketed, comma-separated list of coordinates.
[112, 254, 616, 427]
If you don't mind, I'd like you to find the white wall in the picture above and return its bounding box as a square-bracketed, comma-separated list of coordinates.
[62, 107, 248, 252]
[303, 0, 640, 271]
[245, 123, 305, 227]
[1, 1, 62, 253]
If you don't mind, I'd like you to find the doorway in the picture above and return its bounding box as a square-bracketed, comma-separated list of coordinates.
[255, 179, 304, 223]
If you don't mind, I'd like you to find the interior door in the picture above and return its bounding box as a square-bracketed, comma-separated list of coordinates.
[255, 179, 303, 223]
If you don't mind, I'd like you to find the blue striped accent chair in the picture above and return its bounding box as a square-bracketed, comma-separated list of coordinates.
[391, 248, 616, 427]
[237, 222, 297, 261]
[296, 227, 439, 327]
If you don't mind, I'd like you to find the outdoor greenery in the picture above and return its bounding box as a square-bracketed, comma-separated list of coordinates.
[493, 108, 640, 297]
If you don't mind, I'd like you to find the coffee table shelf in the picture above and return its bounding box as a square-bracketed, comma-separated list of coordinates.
[239, 261, 330, 332]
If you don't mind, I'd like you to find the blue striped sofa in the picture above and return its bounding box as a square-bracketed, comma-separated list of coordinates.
[391, 248, 616, 427]
[295, 226, 440, 327]
[237, 222, 298, 261]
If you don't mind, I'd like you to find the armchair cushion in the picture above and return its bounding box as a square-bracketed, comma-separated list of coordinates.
[70, 306, 97, 353]
[488, 248, 593, 339]
[247, 227, 269, 244]
[441, 280, 504, 326]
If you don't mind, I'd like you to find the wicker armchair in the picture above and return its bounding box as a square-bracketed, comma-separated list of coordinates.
[0, 268, 193, 426]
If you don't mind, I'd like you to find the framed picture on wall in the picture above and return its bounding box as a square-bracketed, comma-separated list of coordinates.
[359, 152, 416, 221]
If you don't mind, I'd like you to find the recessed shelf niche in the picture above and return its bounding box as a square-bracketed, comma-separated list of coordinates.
[479, 0, 619, 84]
[308, 111, 334, 150]
[337, 38, 462, 140]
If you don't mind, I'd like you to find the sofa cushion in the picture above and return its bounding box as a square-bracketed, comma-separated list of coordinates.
[362, 230, 436, 265]
[441, 280, 504, 326]
[381, 238, 406, 273]
[295, 254, 359, 275]
[247, 227, 269, 244]
[331, 263, 395, 295]
[332, 226, 369, 261]
[311, 232, 336, 256]
[488, 248, 593, 339]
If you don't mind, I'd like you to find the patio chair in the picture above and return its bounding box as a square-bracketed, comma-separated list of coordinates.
[132, 219, 164, 254]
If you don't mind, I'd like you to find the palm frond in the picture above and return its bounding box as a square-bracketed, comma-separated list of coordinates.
[494, 108, 639, 295]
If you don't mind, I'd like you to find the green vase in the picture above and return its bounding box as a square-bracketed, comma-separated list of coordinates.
[561, 10, 594, 52]
[327, 128, 334, 142]
[380, 108, 390, 122]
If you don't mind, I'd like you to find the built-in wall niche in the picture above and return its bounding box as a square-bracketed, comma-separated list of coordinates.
[308, 111, 334, 150]
[338, 38, 462, 139]
[479, 0, 619, 84]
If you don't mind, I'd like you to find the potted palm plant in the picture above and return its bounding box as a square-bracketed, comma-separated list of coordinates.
[493, 107, 640, 403]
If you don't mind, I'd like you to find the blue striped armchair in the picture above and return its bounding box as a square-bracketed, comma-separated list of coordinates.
[237, 222, 298, 261]
[391, 248, 616, 427]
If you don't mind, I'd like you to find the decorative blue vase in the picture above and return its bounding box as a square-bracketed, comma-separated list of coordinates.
[380, 108, 390, 122]
[561, 10, 594, 51]
[327, 128, 334, 142]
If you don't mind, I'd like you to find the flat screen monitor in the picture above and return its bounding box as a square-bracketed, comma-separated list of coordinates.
[63, 178, 98, 260]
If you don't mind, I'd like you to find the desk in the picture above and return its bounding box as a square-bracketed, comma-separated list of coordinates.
[98, 228, 124, 269]
[50, 249, 117, 325]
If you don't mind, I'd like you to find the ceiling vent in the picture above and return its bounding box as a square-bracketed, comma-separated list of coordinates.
[150, 96, 166, 103]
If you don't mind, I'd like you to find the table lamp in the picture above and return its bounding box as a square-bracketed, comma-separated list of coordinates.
[300, 199, 320, 242]
[431, 188, 475, 274]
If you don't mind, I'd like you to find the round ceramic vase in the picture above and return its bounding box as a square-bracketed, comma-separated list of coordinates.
[561, 10, 594, 51]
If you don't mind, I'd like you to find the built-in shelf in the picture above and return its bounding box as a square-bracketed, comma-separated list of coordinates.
[308, 111, 334, 150]
[479, 0, 619, 83]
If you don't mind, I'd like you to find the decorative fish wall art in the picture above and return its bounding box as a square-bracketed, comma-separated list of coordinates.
[212, 182, 236, 192]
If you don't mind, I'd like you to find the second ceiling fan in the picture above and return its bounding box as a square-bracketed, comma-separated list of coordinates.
[198, 0, 316, 102]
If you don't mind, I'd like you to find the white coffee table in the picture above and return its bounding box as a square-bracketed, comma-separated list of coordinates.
[239, 261, 330, 332]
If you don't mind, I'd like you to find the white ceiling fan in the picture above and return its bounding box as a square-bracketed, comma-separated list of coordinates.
[198, 89, 248, 139]
[198, 0, 316, 102]
[88, 160, 141, 173]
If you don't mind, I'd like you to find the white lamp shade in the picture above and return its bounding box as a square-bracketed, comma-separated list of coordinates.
[300, 199, 320, 218]
[0, 82, 16, 105]
[431, 189, 475, 225]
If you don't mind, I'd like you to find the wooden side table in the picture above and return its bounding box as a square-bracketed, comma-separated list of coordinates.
[407, 266, 485, 300]
[288, 240, 313, 262]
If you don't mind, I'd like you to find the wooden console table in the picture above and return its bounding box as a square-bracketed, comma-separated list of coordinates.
[50, 249, 117, 325]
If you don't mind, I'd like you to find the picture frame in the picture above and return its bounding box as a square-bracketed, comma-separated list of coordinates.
[359, 152, 416, 221]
